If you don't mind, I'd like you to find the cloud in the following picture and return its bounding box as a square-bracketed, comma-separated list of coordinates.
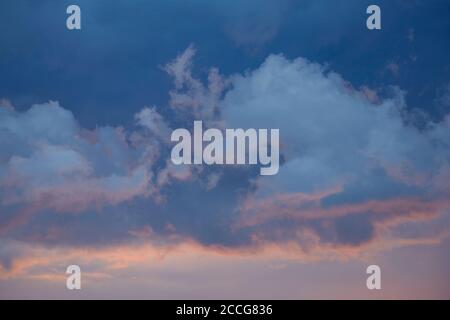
[164, 44, 229, 122]
[222, 54, 450, 194]
[135, 106, 172, 143]
[0, 101, 160, 233]
[1, 47, 450, 273]
[221, 53, 450, 248]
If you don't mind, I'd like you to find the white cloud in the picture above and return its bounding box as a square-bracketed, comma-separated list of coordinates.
[221, 54, 450, 197]
[0, 101, 156, 213]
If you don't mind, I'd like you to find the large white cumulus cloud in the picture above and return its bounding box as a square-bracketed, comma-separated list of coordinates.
[216, 53, 450, 252]
[222, 54, 450, 198]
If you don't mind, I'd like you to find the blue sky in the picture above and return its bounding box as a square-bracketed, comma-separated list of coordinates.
[1, 0, 449, 127]
[1, 0, 450, 299]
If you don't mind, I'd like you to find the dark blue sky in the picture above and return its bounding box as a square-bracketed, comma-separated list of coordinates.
[1, 0, 449, 128]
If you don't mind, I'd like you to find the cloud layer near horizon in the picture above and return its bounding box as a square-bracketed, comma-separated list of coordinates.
[1, 46, 450, 280]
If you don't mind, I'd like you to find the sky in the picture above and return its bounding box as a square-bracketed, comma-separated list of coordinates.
[0, 0, 450, 299]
